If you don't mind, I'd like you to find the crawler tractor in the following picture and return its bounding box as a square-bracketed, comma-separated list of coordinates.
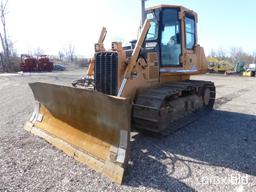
[24, 5, 216, 184]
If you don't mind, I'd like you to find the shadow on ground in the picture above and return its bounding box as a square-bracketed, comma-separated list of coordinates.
[124, 110, 256, 191]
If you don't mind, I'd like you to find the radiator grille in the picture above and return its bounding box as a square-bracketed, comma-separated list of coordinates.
[149, 66, 159, 80]
[95, 52, 118, 95]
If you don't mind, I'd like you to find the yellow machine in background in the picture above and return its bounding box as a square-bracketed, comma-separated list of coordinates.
[243, 71, 255, 77]
[24, 5, 216, 183]
[208, 57, 233, 73]
[243, 63, 256, 77]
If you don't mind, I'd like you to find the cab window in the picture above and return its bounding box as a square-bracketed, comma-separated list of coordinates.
[185, 15, 196, 49]
[146, 12, 158, 41]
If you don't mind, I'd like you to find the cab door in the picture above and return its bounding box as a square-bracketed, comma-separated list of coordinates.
[160, 8, 182, 68]
[184, 13, 198, 71]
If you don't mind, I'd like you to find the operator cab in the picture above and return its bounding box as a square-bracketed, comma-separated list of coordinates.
[145, 5, 198, 69]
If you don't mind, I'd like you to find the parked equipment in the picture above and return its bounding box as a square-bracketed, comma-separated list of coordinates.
[243, 63, 256, 77]
[234, 61, 245, 73]
[20, 54, 53, 72]
[37, 55, 54, 72]
[20, 55, 38, 72]
[208, 57, 233, 73]
[24, 5, 216, 184]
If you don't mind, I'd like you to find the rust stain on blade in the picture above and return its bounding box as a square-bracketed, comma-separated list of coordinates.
[25, 82, 131, 183]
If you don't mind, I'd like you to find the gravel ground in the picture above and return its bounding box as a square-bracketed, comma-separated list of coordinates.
[0, 71, 255, 192]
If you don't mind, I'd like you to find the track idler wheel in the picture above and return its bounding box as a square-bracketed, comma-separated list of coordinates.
[202, 85, 215, 109]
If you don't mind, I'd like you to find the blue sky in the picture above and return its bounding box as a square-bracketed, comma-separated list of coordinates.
[6, 0, 256, 57]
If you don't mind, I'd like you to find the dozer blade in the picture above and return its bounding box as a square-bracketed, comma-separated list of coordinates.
[24, 82, 131, 184]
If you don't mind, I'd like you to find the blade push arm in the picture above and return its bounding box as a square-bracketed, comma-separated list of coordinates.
[117, 19, 151, 97]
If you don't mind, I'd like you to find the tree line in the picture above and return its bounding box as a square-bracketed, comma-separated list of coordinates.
[0, 0, 16, 72]
[208, 47, 256, 66]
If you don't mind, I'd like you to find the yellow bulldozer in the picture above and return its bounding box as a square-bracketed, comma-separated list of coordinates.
[24, 5, 216, 184]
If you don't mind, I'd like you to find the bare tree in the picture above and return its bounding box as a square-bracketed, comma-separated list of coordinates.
[33, 47, 44, 57]
[253, 52, 256, 64]
[215, 48, 227, 60]
[8, 38, 16, 56]
[229, 47, 254, 65]
[208, 48, 227, 60]
[64, 43, 75, 63]
[230, 47, 243, 64]
[58, 50, 65, 61]
[0, 0, 10, 72]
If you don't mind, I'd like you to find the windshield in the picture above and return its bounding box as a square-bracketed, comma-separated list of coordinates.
[146, 12, 158, 41]
[160, 8, 181, 66]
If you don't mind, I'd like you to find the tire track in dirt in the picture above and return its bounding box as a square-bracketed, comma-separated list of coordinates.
[214, 88, 249, 108]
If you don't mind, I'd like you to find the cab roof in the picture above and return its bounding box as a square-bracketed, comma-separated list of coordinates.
[146, 4, 197, 17]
